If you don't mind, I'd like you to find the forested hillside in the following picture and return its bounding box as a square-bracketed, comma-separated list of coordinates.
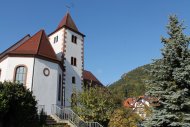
[108, 64, 151, 100]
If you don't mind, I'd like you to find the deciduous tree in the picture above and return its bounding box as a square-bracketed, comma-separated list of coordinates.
[73, 87, 116, 126]
[108, 107, 141, 127]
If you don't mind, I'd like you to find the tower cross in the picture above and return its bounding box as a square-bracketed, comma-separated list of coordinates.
[66, 4, 71, 12]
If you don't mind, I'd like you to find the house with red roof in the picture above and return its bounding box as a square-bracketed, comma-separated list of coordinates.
[0, 12, 102, 115]
[123, 96, 159, 119]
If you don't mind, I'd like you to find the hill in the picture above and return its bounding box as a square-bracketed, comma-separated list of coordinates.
[108, 64, 151, 100]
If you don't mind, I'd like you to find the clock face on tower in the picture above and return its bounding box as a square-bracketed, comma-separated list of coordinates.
[43, 68, 50, 76]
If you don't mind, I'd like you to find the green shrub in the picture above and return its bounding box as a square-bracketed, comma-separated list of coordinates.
[0, 81, 39, 127]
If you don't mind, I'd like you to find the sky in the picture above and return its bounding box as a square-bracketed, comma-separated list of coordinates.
[0, 0, 190, 85]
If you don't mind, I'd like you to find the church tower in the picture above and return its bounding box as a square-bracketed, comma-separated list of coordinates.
[49, 13, 85, 107]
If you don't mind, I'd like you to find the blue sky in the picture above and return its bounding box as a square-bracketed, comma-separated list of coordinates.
[0, 0, 190, 85]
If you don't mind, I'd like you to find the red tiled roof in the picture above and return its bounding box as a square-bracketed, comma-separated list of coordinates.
[57, 12, 79, 32]
[83, 70, 103, 85]
[0, 35, 30, 58]
[123, 96, 160, 108]
[123, 98, 135, 108]
[49, 12, 85, 37]
[9, 30, 58, 61]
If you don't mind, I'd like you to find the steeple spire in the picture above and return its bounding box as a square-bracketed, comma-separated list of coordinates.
[48, 12, 85, 37]
[57, 12, 79, 32]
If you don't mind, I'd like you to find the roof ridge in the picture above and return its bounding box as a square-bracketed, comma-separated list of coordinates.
[84, 70, 90, 73]
[65, 12, 69, 27]
[37, 30, 58, 61]
[36, 30, 45, 54]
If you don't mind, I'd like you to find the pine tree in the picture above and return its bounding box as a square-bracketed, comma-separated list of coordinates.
[144, 15, 190, 127]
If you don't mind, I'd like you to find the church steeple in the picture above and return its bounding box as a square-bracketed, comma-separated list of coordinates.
[57, 12, 78, 31]
[56, 13, 85, 37]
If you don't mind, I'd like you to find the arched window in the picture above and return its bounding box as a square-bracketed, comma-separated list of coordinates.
[14, 66, 27, 85]
[0, 69, 2, 79]
[0, 68, 1, 79]
[58, 74, 62, 101]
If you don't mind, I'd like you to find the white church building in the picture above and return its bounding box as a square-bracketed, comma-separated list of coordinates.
[0, 12, 102, 115]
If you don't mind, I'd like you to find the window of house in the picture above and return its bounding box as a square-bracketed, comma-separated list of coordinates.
[54, 36, 58, 43]
[58, 74, 62, 101]
[71, 57, 77, 66]
[15, 66, 27, 85]
[72, 76, 76, 84]
[71, 35, 77, 44]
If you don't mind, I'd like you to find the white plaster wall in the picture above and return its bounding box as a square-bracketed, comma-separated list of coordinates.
[0, 57, 34, 90]
[64, 29, 83, 107]
[49, 29, 65, 60]
[32, 58, 62, 114]
[49, 27, 84, 107]
[0, 58, 8, 82]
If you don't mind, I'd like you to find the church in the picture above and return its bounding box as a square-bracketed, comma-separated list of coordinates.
[0, 12, 102, 115]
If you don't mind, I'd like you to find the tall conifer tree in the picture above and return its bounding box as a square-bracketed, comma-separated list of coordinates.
[144, 15, 190, 127]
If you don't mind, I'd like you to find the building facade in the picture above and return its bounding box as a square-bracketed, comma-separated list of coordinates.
[0, 13, 101, 115]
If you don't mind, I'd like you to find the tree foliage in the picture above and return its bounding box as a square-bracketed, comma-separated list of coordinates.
[73, 87, 116, 126]
[144, 15, 190, 127]
[108, 107, 142, 127]
[109, 64, 151, 100]
[0, 82, 39, 127]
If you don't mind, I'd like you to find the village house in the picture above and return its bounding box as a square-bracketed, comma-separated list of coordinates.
[123, 96, 159, 119]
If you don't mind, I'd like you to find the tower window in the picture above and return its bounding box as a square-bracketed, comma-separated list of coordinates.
[14, 66, 27, 85]
[71, 35, 77, 44]
[72, 76, 76, 84]
[54, 36, 58, 43]
[71, 57, 77, 66]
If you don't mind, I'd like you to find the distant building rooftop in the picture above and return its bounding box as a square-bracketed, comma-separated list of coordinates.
[83, 70, 103, 88]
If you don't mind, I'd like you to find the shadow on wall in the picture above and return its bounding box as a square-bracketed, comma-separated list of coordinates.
[63, 59, 82, 107]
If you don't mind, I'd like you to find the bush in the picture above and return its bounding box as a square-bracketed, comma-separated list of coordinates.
[0, 81, 39, 127]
